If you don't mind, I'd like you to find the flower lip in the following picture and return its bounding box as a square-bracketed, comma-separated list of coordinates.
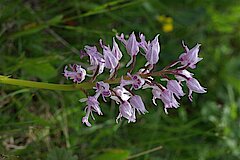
[82, 116, 91, 127]
[81, 96, 103, 127]
[95, 81, 111, 101]
[86, 96, 102, 115]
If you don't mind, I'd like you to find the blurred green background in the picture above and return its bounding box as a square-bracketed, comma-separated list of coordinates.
[0, 0, 240, 159]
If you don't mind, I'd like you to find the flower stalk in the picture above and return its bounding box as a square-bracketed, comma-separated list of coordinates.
[0, 75, 133, 91]
[0, 75, 94, 91]
[0, 70, 165, 91]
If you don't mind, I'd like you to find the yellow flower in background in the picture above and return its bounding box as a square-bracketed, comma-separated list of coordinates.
[163, 23, 173, 32]
[157, 15, 166, 22]
[165, 17, 173, 23]
[156, 15, 174, 33]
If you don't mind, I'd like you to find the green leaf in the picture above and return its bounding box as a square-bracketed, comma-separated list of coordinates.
[46, 15, 63, 25]
[95, 149, 130, 160]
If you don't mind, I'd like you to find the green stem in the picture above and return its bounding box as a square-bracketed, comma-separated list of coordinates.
[0, 70, 165, 91]
[0, 75, 123, 91]
[0, 76, 92, 91]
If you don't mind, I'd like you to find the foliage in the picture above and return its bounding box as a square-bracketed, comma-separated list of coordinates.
[46, 148, 78, 160]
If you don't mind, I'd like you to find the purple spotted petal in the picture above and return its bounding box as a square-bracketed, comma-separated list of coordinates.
[120, 74, 145, 90]
[95, 81, 111, 101]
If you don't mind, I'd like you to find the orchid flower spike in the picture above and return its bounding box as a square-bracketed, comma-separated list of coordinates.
[63, 31, 206, 127]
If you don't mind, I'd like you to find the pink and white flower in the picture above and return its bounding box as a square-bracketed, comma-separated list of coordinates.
[179, 41, 202, 69]
[116, 32, 139, 67]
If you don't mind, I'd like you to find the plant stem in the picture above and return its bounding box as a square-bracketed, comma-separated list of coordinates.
[0, 75, 128, 91]
[0, 76, 93, 91]
[0, 70, 166, 91]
